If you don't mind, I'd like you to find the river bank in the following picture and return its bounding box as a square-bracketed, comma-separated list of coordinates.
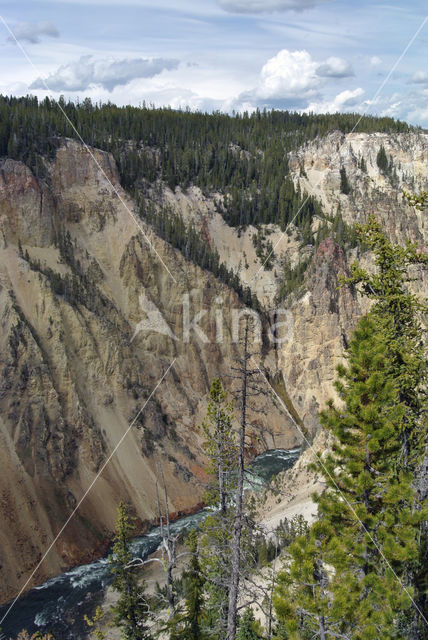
[258, 431, 328, 532]
[0, 448, 301, 640]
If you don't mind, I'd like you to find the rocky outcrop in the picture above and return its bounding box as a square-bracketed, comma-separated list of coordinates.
[288, 130, 427, 245]
[276, 238, 360, 436]
[0, 158, 56, 247]
[278, 131, 427, 427]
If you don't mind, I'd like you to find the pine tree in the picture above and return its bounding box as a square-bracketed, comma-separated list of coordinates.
[202, 378, 237, 514]
[274, 217, 428, 638]
[274, 518, 334, 640]
[274, 314, 426, 639]
[227, 318, 265, 640]
[345, 215, 428, 639]
[84, 606, 106, 640]
[236, 608, 263, 640]
[402, 190, 428, 211]
[153, 461, 182, 621]
[376, 145, 389, 173]
[174, 529, 205, 640]
[318, 315, 422, 639]
[199, 378, 237, 639]
[359, 156, 367, 173]
[109, 502, 151, 640]
[340, 167, 351, 195]
[346, 215, 427, 470]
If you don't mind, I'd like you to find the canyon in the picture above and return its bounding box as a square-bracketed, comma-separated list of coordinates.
[0, 130, 426, 605]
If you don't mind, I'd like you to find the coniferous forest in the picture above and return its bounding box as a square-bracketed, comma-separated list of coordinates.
[0, 94, 415, 305]
[0, 94, 412, 234]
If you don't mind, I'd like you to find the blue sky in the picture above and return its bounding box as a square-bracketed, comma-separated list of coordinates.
[1, 0, 427, 126]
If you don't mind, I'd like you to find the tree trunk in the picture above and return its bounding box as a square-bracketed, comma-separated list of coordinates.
[267, 537, 278, 640]
[217, 407, 227, 516]
[226, 320, 249, 640]
[407, 452, 428, 640]
[166, 560, 175, 618]
[319, 614, 327, 640]
[156, 461, 176, 620]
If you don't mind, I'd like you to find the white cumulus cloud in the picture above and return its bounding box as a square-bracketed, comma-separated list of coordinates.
[30, 55, 180, 92]
[9, 21, 59, 44]
[251, 49, 321, 100]
[218, 0, 329, 13]
[237, 49, 354, 110]
[306, 87, 365, 113]
[316, 56, 354, 78]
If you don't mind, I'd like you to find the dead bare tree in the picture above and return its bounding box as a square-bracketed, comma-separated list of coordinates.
[129, 459, 190, 621]
[226, 315, 267, 640]
[155, 461, 177, 618]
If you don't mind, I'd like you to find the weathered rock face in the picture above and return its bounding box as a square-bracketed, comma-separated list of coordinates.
[0, 158, 56, 246]
[276, 238, 360, 436]
[162, 184, 292, 306]
[0, 140, 296, 604]
[0, 130, 426, 605]
[288, 130, 427, 245]
[278, 131, 427, 425]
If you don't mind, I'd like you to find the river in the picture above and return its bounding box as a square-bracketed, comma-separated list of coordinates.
[0, 447, 300, 640]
